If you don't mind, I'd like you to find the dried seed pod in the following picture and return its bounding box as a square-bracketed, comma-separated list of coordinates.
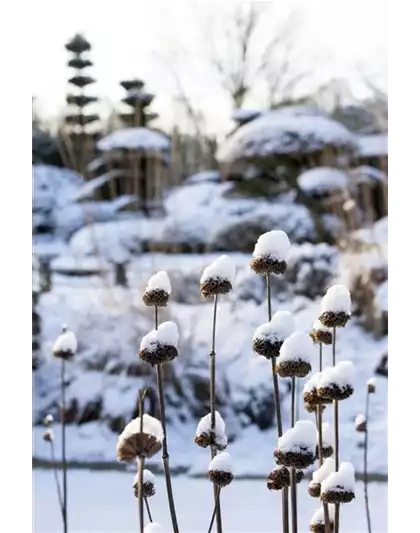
[319, 285, 351, 328]
[43, 429, 54, 443]
[308, 480, 321, 498]
[250, 256, 287, 276]
[321, 487, 355, 504]
[116, 415, 163, 463]
[200, 278, 232, 299]
[143, 289, 169, 307]
[52, 325, 77, 361]
[267, 466, 303, 491]
[354, 414, 367, 432]
[208, 452, 233, 488]
[367, 378, 376, 394]
[274, 448, 316, 470]
[253, 337, 283, 359]
[139, 322, 179, 366]
[208, 469, 234, 487]
[318, 310, 350, 328]
[200, 255, 235, 299]
[133, 469, 156, 499]
[276, 359, 311, 378]
[317, 384, 354, 401]
[316, 444, 334, 458]
[139, 344, 178, 366]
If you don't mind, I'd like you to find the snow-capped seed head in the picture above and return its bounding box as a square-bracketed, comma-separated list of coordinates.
[303, 372, 332, 406]
[208, 451, 233, 487]
[310, 319, 333, 345]
[316, 422, 334, 458]
[250, 231, 290, 276]
[276, 331, 314, 378]
[354, 414, 367, 432]
[319, 285, 351, 328]
[275, 421, 317, 469]
[312, 458, 335, 484]
[317, 361, 355, 401]
[133, 469, 156, 498]
[321, 462, 355, 505]
[116, 415, 163, 463]
[139, 322, 179, 366]
[200, 255, 235, 298]
[44, 414, 54, 426]
[195, 412, 227, 451]
[367, 377, 376, 394]
[252, 316, 292, 359]
[144, 523, 165, 533]
[310, 505, 335, 532]
[43, 429, 54, 443]
[143, 271, 171, 307]
[52, 326, 77, 361]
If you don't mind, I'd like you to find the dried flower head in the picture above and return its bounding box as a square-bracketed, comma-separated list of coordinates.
[367, 377, 376, 394]
[274, 421, 317, 469]
[303, 373, 333, 407]
[308, 480, 321, 498]
[310, 319, 333, 345]
[52, 325, 77, 361]
[139, 321, 179, 366]
[200, 255, 235, 298]
[319, 285, 351, 328]
[143, 271, 171, 307]
[195, 412, 227, 451]
[44, 414, 54, 426]
[267, 466, 304, 491]
[320, 462, 356, 504]
[133, 469, 156, 498]
[317, 362, 355, 402]
[116, 415, 163, 463]
[354, 414, 367, 432]
[43, 429, 54, 443]
[253, 311, 295, 359]
[208, 452, 233, 488]
[276, 331, 313, 378]
[250, 230, 290, 276]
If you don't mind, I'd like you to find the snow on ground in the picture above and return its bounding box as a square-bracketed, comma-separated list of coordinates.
[97, 128, 170, 152]
[33, 470, 388, 533]
[184, 170, 221, 185]
[218, 110, 356, 162]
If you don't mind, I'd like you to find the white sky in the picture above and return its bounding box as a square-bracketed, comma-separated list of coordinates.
[32, 0, 387, 136]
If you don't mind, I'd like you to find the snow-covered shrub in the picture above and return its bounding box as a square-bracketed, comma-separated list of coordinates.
[284, 243, 338, 298]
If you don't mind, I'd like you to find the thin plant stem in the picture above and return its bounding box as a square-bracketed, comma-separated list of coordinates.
[154, 306, 180, 533]
[207, 487, 221, 533]
[49, 440, 65, 521]
[138, 391, 145, 533]
[266, 274, 289, 533]
[290, 377, 298, 533]
[209, 294, 223, 533]
[318, 344, 331, 533]
[60, 359, 68, 533]
[144, 497, 153, 523]
[364, 392, 372, 533]
[332, 327, 340, 533]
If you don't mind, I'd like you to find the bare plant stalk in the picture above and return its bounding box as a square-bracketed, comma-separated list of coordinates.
[318, 343, 331, 533]
[209, 295, 223, 533]
[60, 359, 68, 533]
[364, 392, 372, 533]
[266, 274, 289, 533]
[48, 440, 65, 522]
[207, 487, 221, 533]
[138, 391, 145, 533]
[332, 327, 340, 533]
[154, 307, 180, 533]
[144, 498, 153, 523]
[290, 377, 298, 533]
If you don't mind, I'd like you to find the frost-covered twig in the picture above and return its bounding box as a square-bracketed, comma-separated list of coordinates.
[200, 255, 235, 533]
[53, 326, 77, 533]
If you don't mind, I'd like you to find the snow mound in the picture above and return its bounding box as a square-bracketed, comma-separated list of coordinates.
[319, 422, 333, 447]
[277, 420, 317, 453]
[98, 128, 170, 152]
[253, 230, 291, 260]
[321, 285, 351, 314]
[298, 167, 348, 195]
[200, 255, 236, 284]
[140, 321, 179, 351]
[253, 311, 295, 343]
[321, 462, 355, 492]
[146, 271, 171, 294]
[318, 361, 356, 388]
[184, 170, 220, 185]
[303, 372, 322, 394]
[209, 451, 233, 473]
[144, 523, 165, 533]
[33, 164, 84, 212]
[218, 111, 356, 162]
[310, 504, 335, 526]
[119, 415, 163, 441]
[312, 457, 335, 483]
[278, 331, 314, 363]
[53, 327, 77, 355]
[357, 134, 388, 157]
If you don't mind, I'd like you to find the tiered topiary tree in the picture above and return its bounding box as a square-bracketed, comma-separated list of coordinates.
[63, 33, 99, 176]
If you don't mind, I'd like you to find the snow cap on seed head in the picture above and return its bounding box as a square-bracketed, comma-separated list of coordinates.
[200, 255, 235, 284]
[312, 318, 331, 333]
[321, 462, 355, 493]
[252, 230, 290, 261]
[277, 420, 317, 453]
[196, 412, 228, 449]
[140, 321, 179, 351]
[303, 372, 322, 394]
[133, 468, 156, 488]
[44, 414, 54, 426]
[209, 451, 233, 474]
[312, 458, 335, 483]
[367, 377, 376, 393]
[146, 271, 171, 294]
[52, 325, 77, 358]
[319, 422, 333, 447]
[321, 285, 351, 314]
[310, 504, 335, 527]
[279, 331, 314, 363]
[270, 310, 295, 339]
[318, 361, 355, 389]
